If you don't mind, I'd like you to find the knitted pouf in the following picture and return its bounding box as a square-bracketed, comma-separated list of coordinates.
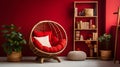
[67, 51, 87, 61]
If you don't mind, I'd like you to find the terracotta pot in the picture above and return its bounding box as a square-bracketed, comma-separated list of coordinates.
[7, 51, 22, 62]
[100, 50, 112, 60]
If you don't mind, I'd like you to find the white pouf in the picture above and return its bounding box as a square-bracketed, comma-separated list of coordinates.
[67, 51, 87, 61]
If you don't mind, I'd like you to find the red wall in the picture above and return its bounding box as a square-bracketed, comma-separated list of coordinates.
[106, 0, 120, 60]
[0, 0, 105, 56]
[106, 0, 120, 33]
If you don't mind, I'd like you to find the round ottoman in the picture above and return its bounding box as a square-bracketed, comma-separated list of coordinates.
[67, 51, 87, 61]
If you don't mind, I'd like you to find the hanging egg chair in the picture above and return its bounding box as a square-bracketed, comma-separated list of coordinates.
[29, 20, 67, 63]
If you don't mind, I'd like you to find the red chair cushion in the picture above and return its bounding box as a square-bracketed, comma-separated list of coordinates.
[50, 35, 59, 46]
[33, 30, 52, 39]
[56, 44, 63, 51]
[42, 46, 50, 52]
[33, 37, 66, 53]
[33, 38, 43, 50]
[32, 30, 66, 53]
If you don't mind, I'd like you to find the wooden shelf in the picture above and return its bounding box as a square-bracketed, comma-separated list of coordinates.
[75, 40, 98, 42]
[75, 16, 98, 18]
[73, 1, 98, 58]
[75, 28, 97, 31]
[74, 1, 98, 4]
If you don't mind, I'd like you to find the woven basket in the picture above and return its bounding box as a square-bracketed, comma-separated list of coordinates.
[7, 51, 22, 62]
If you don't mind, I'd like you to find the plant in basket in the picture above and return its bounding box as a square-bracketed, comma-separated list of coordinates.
[1, 24, 26, 61]
[98, 33, 112, 60]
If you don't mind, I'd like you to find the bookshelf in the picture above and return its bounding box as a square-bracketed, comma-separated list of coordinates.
[73, 1, 98, 58]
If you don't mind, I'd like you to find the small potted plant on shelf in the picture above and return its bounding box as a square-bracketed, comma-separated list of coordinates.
[98, 33, 112, 60]
[1, 24, 26, 62]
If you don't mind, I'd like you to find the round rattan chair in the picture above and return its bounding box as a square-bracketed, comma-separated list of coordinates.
[29, 20, 67, 63]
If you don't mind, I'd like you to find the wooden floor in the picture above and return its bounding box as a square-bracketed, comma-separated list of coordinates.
[0, 57, 120, 67]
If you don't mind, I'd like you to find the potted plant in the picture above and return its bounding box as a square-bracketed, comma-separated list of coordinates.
[1, 24, 26, 62]
[98, 33, 112, 60]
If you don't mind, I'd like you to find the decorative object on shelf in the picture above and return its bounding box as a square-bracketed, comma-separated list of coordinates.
[93, 32, 98, 40]
[85, 40, 93, 57]
[1, 24, 27, 62]
[79, 10, 85, 16]
[89, 19, 96, 30]
[75, 31, 80, 40]
[84, 8, 94, 16]
[77, 22, 80, 29]
[80, 20, 83, 29]
[94, 44, 97, 56]
[90, 19, 93, 29]
[80, 35, 84, 40]
[94, 44, 97, 53]
[87, 34, 92, 40]
[67, 51, 87, 61]
[98, 33, 112, 60]
[91, 25, 96, 29]
[75, 7, 78, 16]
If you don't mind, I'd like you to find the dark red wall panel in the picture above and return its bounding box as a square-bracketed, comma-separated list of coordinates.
[0, 0, 104, 56]
[110, 26, 120, 60]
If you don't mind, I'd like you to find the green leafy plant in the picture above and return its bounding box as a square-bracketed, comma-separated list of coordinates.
[1, 24, 26, 55]
[98, 33, 112, 50]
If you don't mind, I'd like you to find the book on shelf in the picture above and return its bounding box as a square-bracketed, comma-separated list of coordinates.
[75, 7, 78, 17]
[93, 32, 98, 40]
[94, 44, 97, 53]
[79, 21, 90, 29]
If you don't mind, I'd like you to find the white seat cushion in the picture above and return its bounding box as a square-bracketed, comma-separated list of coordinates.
[34, 35, 51, 47]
